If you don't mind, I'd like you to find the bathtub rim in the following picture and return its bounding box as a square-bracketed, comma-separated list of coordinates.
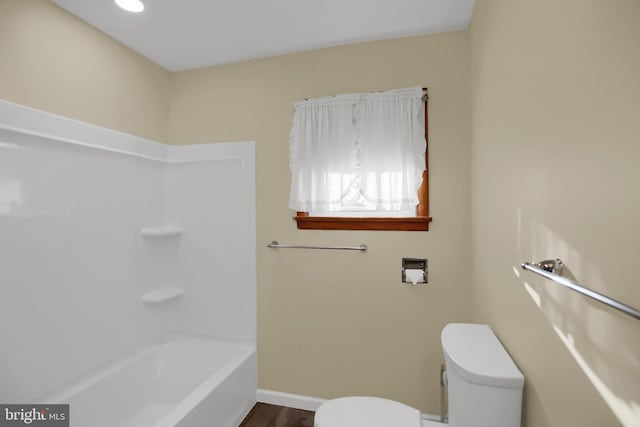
[39, 333, 256, 406]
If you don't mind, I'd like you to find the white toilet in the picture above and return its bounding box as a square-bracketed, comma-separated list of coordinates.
[314, 323, 524, 427]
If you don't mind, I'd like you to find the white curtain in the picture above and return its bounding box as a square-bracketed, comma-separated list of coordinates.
[288, 86, 425, 213]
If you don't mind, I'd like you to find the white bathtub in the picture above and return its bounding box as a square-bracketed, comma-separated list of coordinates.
[43, 334, 257, 427]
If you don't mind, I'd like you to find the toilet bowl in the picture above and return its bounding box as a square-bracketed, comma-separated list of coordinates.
[314, 323, 524, 427]
[314, 396, 421, 427]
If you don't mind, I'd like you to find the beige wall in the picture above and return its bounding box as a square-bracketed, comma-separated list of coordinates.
[170, 32, 472, 412]
[469, 1, 640, 426]
[0, 0, 170, 142]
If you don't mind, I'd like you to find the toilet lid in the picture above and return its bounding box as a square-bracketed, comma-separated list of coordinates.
[315, 396, 421, 427]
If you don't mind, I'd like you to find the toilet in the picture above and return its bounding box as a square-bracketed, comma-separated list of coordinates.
[314, 323, 524, 427]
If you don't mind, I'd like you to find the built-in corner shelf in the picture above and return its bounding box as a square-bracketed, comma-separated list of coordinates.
[141, 287, 185, 305]
[139, 226, 183, 238]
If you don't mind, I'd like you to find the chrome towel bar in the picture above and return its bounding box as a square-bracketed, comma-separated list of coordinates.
[521, 259, 640, 320]
[267, 240, 367, 252]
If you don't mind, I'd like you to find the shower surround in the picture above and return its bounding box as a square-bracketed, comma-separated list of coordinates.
[0, 100, 256, 426]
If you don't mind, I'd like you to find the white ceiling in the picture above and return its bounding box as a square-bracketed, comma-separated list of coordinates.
[51, 0, 476, 72]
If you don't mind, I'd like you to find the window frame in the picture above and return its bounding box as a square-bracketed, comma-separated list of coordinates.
[293, 89, 431, 231]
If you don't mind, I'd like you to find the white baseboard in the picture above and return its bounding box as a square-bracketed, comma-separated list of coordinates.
[422, 413, 444, 423]
[256, 389, 444, 423]
[256, 389, 326, 411]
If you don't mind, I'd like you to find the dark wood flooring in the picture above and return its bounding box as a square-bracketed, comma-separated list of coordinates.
[239, 403, 315, 427]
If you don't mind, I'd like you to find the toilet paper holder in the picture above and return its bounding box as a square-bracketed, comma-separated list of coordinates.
[402, 258, 428, 284]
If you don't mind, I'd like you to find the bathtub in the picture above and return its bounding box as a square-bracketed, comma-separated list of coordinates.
[42, 334, 257, 427]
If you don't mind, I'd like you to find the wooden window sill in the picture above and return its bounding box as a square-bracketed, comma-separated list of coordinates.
[294, 215, 432, 231]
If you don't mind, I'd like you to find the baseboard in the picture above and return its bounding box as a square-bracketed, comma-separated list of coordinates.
[422, 413, 444, 423]
[256, 389, 326, 411]
[256, 389, 444, 422]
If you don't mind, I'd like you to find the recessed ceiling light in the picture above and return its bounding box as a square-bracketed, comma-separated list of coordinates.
[115, 0, 144, 13]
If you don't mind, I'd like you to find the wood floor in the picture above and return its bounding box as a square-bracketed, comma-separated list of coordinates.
[239, 403, 315, 427]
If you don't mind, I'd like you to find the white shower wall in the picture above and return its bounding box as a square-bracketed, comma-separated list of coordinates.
[166, 146, 256, 341]
[0, 101, 256, 402]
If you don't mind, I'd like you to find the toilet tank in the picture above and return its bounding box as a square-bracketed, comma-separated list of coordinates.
[441, 324, 524, 427]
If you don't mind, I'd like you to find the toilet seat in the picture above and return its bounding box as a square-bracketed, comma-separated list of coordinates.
[314, 396, 421, 427]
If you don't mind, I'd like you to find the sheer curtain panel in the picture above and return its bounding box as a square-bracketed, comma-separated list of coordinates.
[288, 86, 425, 214]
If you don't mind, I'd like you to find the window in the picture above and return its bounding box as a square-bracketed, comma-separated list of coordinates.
[288, 86, 431, 231]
